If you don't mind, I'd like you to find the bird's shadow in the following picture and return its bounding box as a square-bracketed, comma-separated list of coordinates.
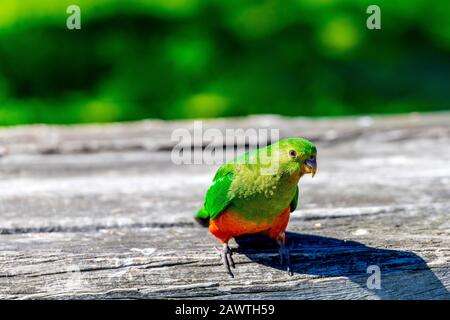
[234, 232, 450, 300]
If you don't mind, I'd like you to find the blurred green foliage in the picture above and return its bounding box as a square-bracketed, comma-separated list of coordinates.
[0, 0, 449, 125]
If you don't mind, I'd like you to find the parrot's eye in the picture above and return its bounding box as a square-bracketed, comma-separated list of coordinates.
[289, 149, 297, 159]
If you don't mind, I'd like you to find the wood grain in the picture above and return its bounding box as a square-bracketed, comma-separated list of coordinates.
[0, 113, 449, 299]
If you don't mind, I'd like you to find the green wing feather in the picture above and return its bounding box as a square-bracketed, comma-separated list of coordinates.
[290, 186, 299, 212]
[196, 165, 235, 221]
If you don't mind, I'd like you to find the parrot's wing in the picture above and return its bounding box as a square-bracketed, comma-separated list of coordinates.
[202, 165, 235, 221]
[290, 186, 299, 212]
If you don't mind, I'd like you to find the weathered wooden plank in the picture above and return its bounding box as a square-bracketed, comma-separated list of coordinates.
[1, 215, 449, 300]
[0, 113, 449, 299]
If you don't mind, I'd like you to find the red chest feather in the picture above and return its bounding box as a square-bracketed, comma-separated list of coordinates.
[208, 206, 291, 243]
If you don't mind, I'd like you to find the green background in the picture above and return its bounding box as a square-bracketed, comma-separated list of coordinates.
[0, 0, 449, 125]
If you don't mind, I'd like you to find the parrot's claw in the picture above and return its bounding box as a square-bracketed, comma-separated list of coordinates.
[278, 242, 293, 276]
[217, 243, 235, 278]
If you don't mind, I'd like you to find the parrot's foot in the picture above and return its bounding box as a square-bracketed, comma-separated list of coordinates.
[215, 243, 235, 278]
[278, 240, 293, 276]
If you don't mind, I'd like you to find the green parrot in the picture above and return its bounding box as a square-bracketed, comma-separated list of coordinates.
[195, 137, 317, 277]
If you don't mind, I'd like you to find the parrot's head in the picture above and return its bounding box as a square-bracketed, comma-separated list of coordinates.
[277, 138, 317, 178]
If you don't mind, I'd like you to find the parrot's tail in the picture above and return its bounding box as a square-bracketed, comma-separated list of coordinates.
[195, 207, 210, 227]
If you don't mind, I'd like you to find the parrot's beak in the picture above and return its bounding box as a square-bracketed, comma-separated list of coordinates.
[302, 157, 317, 177]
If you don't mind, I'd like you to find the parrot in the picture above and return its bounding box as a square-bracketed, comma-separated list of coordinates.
[195, 137, 317, 277]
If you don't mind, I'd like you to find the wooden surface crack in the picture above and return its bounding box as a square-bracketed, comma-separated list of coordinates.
[1, 113, 449, 299]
